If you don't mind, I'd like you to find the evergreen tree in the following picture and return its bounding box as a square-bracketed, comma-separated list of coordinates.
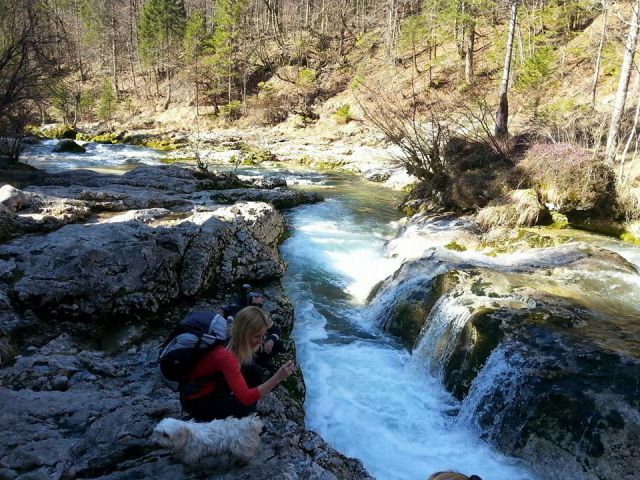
[97, 77, 117, 121]
[203, 0, 249, 108]
[138, 0, 186, 72]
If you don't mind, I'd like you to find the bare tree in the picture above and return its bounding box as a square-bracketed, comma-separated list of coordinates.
[605, 0, 639, 163]
[591, 0, 611, 108]
[355, 81, 451, 192]
[0, 0, 66, 136]
[495, 0, 518, 138]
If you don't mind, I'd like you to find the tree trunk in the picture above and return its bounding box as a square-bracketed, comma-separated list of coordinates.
[110, 11, 119, 99]
[495, 1, 518, 138]
[591, 1, 609, 108]
[605, 0, 639, 163]
[464, 24, 475, 83]
[386, 0, 398, 61]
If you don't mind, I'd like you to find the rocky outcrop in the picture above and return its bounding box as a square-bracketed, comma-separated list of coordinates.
[368, 239, 640, 480]
[0, 165, 320, 241]
[0, 163, 369, 480]
[2, 205, 285, 320]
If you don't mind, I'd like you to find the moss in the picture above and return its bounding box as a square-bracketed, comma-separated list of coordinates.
[333, 104, 354, 124]
[141, 138, 181, 151]
[34, 124, 77, 139]
[481, 228, 570, 254]
[75, 132, 93, 142]
[91, 132, 121, 144]
[620, 232, 640, 245]
[296, 155, 348, 171]
[549, 211, 569, 229]
[444, 240, 467, 252]
[242, 147, 276, 165]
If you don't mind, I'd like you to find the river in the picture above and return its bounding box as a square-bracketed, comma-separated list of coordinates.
[279, 174, 536, 480]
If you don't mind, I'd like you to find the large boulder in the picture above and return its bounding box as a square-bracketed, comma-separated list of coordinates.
[368, 242, 640, 480]
[53, 139, 86, 153]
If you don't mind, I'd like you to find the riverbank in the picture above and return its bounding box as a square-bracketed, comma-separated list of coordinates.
[0, 163, 373, 479]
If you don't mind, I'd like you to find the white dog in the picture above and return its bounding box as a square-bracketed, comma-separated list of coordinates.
[152, 414, 263, 465]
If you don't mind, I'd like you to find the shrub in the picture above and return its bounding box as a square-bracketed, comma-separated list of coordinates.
[333, 104, 353, 124]
[219, 100, 243, 120]
[242, 147, 276, 165]
[97, 78, 117, 121]
[518, 143, 615, 213]
[534, 99, 607, 147]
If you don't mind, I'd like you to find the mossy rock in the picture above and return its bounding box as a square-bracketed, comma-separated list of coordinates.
[565, 211, 625, 237]
[141, 137, 183, 151]
[620, 231, 640, 245]
[382, 273, 452, 349]
[91, 132, 123, 144]
[549, 211, 569, 229]
[481, 228, 571, 255]
[444, 240, 467, 252]
[242, 147, 277, 165]
[296, 155, 348, 171]
[38, 124, 78, 139]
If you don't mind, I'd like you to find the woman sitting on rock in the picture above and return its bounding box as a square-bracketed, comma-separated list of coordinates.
[180, 306, 295, 421]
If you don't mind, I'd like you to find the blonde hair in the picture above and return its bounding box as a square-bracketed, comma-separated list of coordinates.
[227, 306, 273, 365]
[428, 473, 482, 480]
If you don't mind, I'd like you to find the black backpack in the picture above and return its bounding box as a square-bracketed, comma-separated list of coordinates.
[158, 311, 230, 392]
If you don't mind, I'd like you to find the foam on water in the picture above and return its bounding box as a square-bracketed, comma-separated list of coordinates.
[282, 198, 536, 480]
[22, 139, 165, 172]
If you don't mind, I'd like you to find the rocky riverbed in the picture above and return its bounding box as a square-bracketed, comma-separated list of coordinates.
[0, 164, 372, 479]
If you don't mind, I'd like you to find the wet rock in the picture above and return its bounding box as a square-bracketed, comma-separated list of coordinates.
[3, 204, 284, 319]
[203, 188, 321, 210]
[369, 240, 640, 480]
[53, 139, 86, 153]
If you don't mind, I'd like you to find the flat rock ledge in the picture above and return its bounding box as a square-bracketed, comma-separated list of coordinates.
[0, 165, 371, 480]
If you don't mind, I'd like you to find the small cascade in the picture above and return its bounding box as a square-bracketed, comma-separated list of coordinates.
[412, 294, 475, 378]
[455, 343, 529, 439]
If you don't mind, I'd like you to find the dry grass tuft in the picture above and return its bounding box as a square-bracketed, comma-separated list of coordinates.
[475, 189, 548, 231]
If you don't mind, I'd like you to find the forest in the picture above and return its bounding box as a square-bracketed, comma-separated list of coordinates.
[1, 0, 640, 240]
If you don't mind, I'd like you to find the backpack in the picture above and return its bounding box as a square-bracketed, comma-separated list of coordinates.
[158, 311, 230, 392]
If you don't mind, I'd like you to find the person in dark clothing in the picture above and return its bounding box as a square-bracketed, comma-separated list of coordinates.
[180, 306, 295, 421]
[224, 286, 285, 370]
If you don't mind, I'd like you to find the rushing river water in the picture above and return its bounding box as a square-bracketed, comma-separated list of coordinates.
[279, 176, 537, 480]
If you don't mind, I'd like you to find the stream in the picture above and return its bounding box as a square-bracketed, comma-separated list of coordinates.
[279, 176, 536, 480]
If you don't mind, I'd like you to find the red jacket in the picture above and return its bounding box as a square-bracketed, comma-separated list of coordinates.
[183, 344, 260, 406]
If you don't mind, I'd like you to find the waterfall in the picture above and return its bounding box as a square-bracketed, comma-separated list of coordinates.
[412, 294, 475, 378]
[455, 343, 529, 438]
